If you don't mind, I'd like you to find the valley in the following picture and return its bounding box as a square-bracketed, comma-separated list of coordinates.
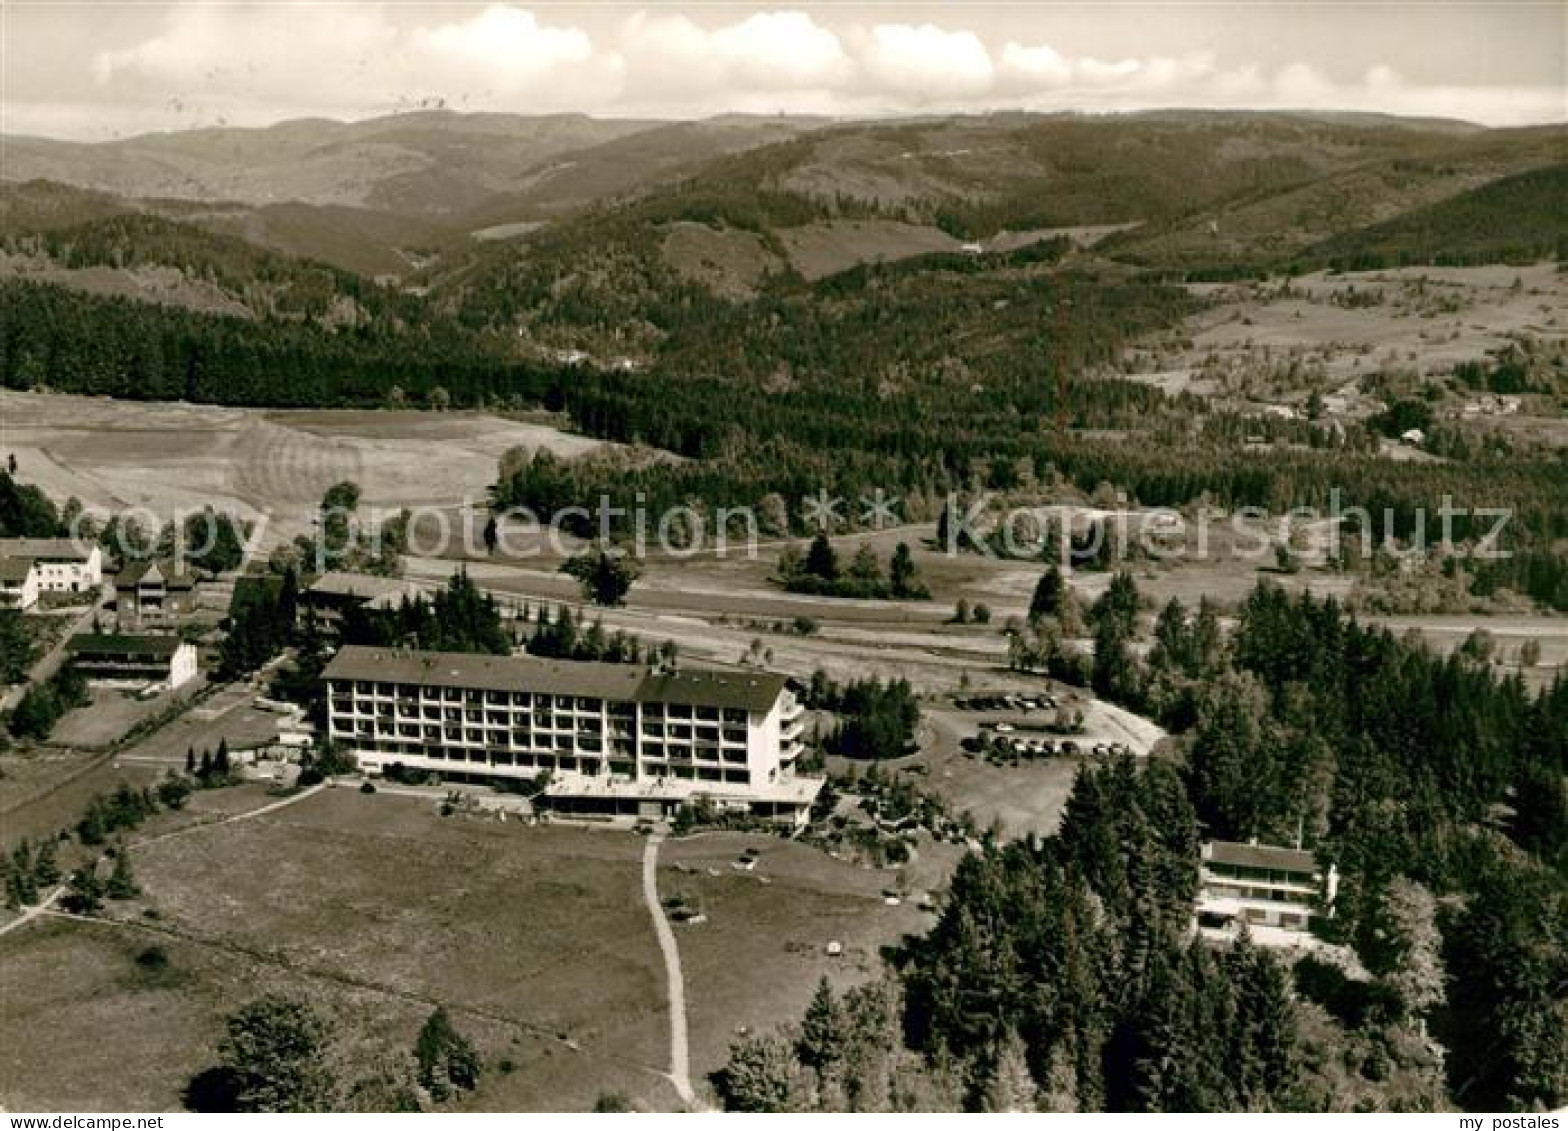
[1, 103, 1564, 1116]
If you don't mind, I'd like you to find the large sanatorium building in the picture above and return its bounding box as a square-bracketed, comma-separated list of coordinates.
[323, 645, 821, 826]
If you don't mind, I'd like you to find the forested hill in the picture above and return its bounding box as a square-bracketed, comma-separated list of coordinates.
[7, 111, 1565, 301]
[1298, 162, 1568, 270]
[713, 583, 1568, 1112]
[4, 110, 1565, 594]
[0, 208, 418, 324]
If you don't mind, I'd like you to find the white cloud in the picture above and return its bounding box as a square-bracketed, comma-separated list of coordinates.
[90, 3, 617, 121]
[998, 42, 1073, 88]
[23, 4, 1559, 138]
[614, 10, 850, 108]
[858, 24, 995, 100]
[92, 5, 402, 110]
[1000, 42, 1215, 96]
[711, 11, 851, 90]
[416, 6, 595, 81]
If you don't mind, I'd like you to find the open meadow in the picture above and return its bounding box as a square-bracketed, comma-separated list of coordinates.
[1127, 263, 1568, 448]
[0, 786, 949, 1112]
[1, 788, 674, 1111]
[0, 392, 608, 547]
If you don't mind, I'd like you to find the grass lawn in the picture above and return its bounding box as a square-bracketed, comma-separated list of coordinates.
[659, 831, 935, 1084]
[1, 784, 965, 1111]
[0, 750, 163, 844]
[1, 788, 675, 1112]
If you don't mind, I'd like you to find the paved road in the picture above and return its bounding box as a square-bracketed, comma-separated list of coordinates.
[641, 833, 697, 1109]
[0, 883, 64, 940]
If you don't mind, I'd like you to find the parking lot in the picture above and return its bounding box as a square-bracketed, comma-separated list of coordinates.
[947, 689, 1139, 764]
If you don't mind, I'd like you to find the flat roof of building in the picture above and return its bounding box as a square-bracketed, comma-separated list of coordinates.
[0, 537, 96, 562]
[66, 633, 185, 657]
[306, 571, 423, 609]
[0, 557, 37, 582]
[323, 645, 789, 712]
[1206, 840, 1318, 873]
[326, 645, 646, 702]
[543, 772, 823, 807]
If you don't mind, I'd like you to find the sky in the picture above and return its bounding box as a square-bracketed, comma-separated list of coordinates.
[3, 1, 1564, 140]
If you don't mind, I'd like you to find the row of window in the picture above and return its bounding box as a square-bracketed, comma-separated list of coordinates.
[331, 681, 752, 724]
[359, 743, 752, 785]
[336, 719, 753, 764]
[334, 700, 625, 732]
[1208, 864, 1317, 884]
[1205, 882, 1318, 904]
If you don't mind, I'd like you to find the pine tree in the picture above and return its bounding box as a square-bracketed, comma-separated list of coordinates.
[804, 534, 838, 581]
[62, 865, 104, 914]
[714, 1034, 796, 1112]
[32, 837, 60, 887]
[1037, 1033, 1080, 1113]
[1383, 877, 1446, 1021]
[106, 845, 140, 900]
[158, 769, 193, 810]
[9, 841, 39, 905]
[11, 840, 33, 888]
[1093, 571, 1141, 637]
[1029, 566, 1066, 624]
[797, 977, 845, 1073]
[414, 1006, 481, 1101]
[4, 866, 24, 910]
[848, 544, 881, 582]
[216, 996, 336, 1113]
[1228, 936, 1300, 1107]
[981, 1028, 1037, 1113]
[889, 542, 919, 597]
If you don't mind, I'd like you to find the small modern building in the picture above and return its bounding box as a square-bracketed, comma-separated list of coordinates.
[322, 646, 820, 826]
[65, 633, 199, 690]
[115, 559, 201, 629]
[301, 571, 424, 636]
[0, 539, 102, 594]
[0, 556, 40, 611]
[1196, 840, 1338, 938]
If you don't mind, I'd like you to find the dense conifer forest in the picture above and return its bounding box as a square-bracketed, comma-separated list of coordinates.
[716, 581, 1568, 1112]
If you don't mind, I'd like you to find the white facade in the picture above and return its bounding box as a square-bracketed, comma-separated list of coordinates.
[65, 635, 198, 691]
[1196, 840, 1338, 940]
[167, 642, 199, 690]
[0, 540, 102, 593]
[0, 559, 40, 611]
[323, 646, 819, 824]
